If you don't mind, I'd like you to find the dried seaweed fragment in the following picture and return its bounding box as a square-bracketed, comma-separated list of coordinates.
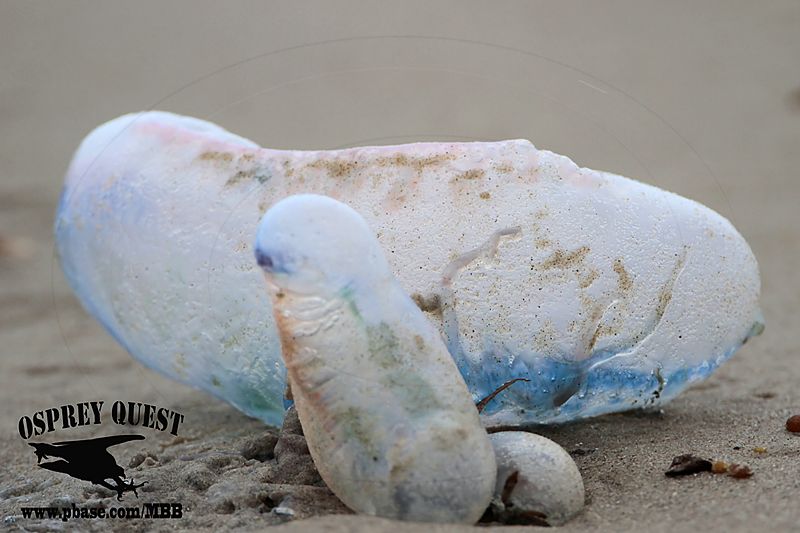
[665, 454, 712, 477]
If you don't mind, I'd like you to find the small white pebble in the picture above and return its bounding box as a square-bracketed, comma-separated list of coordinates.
[489, 431, 584, 526]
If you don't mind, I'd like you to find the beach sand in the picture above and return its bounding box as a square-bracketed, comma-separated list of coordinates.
[1, 1, 798, 531]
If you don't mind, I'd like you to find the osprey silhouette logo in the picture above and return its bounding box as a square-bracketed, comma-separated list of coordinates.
[29, 434, 148, 501]
[18, 400, 186, 502]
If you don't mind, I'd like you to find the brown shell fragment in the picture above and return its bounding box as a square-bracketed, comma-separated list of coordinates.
[727, 464, 753, 479]
[711, 461, 729, 474]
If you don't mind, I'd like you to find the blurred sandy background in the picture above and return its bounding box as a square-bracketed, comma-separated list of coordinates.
[1, 1, 798, 531]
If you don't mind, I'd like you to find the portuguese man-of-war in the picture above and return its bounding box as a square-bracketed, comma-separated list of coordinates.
[55, 111, 763, 428]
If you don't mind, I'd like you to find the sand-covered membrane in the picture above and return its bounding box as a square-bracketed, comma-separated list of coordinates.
[55, 111, 760, 428]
